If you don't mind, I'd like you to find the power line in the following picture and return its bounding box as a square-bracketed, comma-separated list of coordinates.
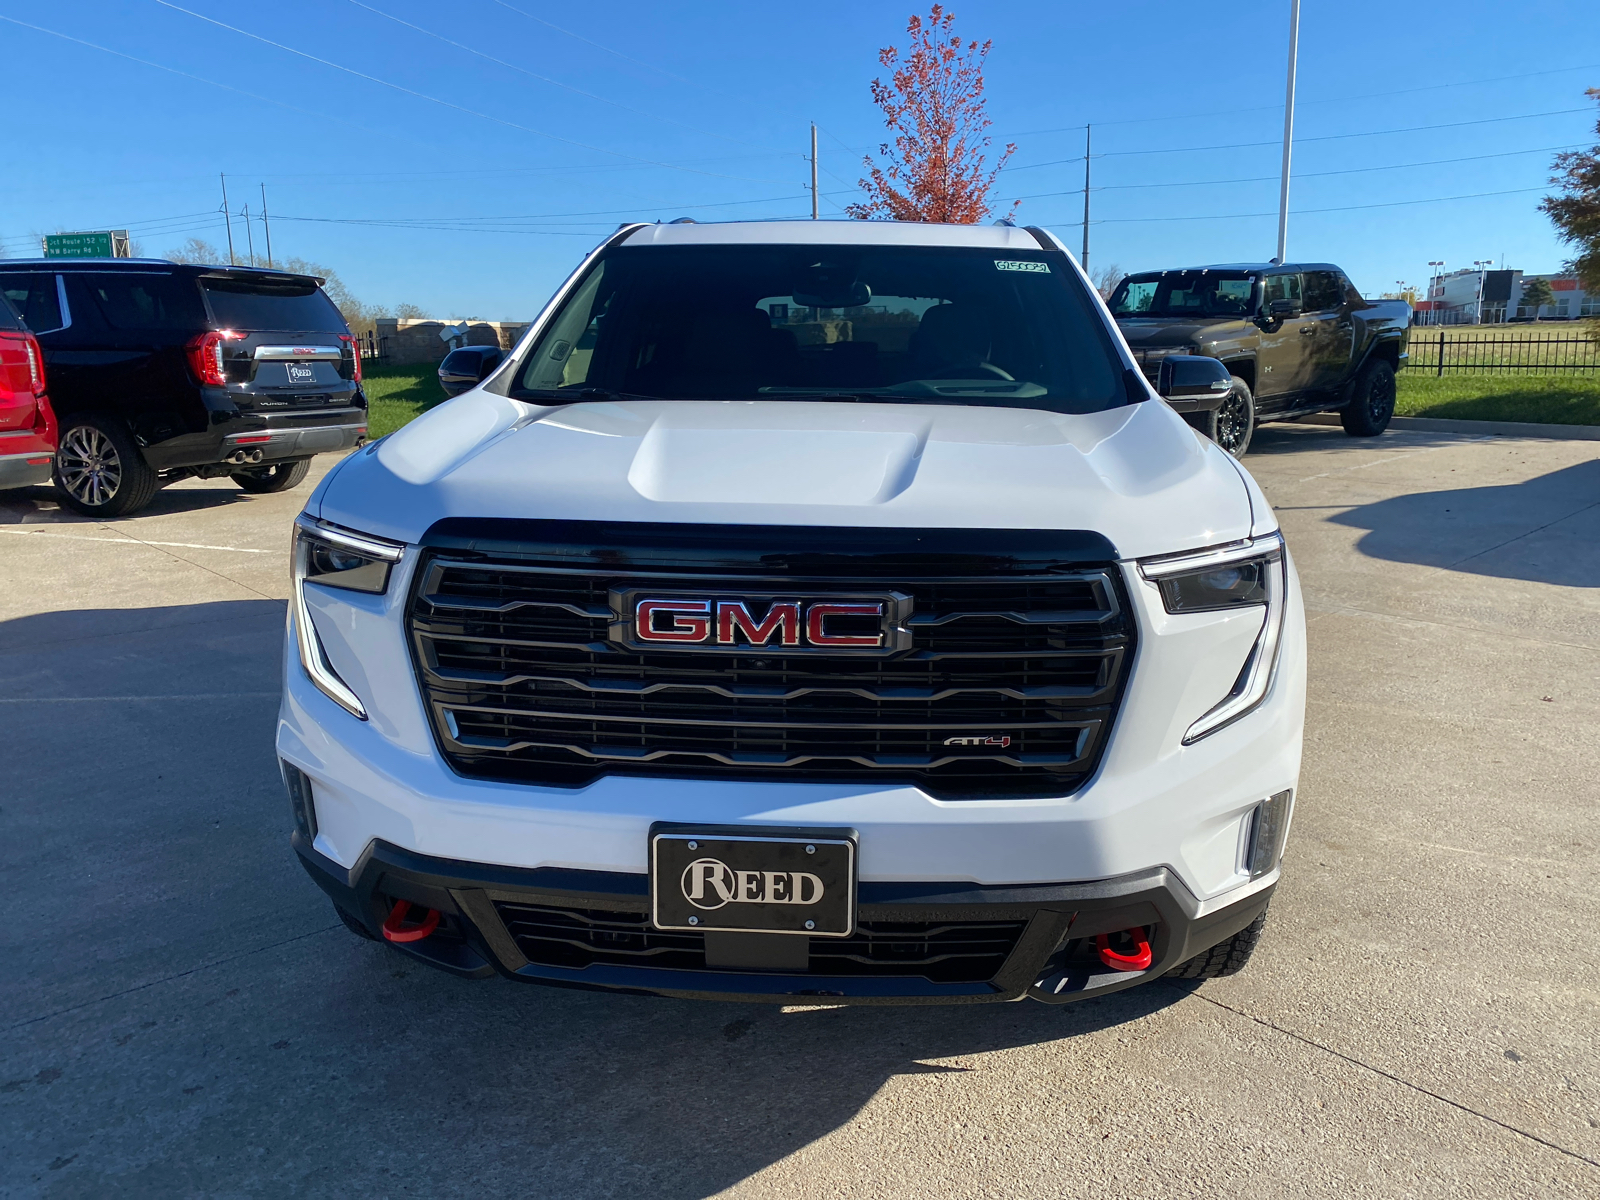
[1013, 60, 1600, 134]
[0, 13, 408, 147]
[151, 1, 793, 183]
[999, 142, 1588, 201]
[1057, 184, 1550, 226]
[486, 0, 709, 93]
[345, 0, 759, 149]
[1002, 105, 1595, 174]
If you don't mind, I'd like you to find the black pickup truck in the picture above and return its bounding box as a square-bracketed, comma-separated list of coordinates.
[1107, 263, 1411, 456]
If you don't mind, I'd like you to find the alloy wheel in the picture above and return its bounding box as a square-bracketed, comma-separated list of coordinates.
[1368, 373, 1395, 424]
[1214, 388, 1250, 455]
[57, 426, 123, 508]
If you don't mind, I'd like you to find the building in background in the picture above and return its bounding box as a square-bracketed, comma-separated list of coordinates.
[1513, 273, 1598, 321]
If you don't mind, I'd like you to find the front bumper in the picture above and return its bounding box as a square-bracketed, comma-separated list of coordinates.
[296, 832, 1275, 1004]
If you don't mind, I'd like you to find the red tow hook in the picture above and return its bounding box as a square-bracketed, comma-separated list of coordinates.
[381, 900, 440, 943]
[1095, 927, 1153, 972]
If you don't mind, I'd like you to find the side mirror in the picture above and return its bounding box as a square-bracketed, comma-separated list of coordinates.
[1267, 298, 1302, 319]
[1157, 355, 1233, 411]
[477, 351, 502, 381]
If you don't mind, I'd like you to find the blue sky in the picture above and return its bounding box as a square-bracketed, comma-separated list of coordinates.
[4, 0, 1597, 317]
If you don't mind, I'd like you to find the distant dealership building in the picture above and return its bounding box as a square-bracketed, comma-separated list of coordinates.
[1415, 267, 1596, 325]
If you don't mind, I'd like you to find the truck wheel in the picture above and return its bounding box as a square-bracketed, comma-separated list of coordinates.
[1187, 377, 1255, 457]
[1166, 908, 1268, 979]
[1340, 359, 1396, 437]
[53, 415, 161, 517]
[334, 902, 379, 941]
[232, 458, 311, 493]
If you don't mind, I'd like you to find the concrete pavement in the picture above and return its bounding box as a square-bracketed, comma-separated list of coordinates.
[1, 424, 1596, 1198]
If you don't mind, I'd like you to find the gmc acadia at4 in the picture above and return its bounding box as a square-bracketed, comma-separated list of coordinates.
[279, 220, 1305, 1005]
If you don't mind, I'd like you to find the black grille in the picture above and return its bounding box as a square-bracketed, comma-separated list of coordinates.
[408, 522, 1133, 799]
[494, 901, 1027, 984]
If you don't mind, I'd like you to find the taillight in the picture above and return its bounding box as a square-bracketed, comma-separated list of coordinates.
[23, 334, 45, 396]
[340, 334, 362, 383]
[185, 329, 245, 386]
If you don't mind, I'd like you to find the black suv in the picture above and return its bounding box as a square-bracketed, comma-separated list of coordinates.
[0, 259, 368, 516]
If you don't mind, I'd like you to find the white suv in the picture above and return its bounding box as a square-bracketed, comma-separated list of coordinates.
[278, 219, 1304, 1004]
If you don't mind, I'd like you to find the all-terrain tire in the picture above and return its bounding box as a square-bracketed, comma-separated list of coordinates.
[1165, 908, 1269, 979]
[53, 414, 161, 517]
[1185, 376, 1255, 457]
[1340, 359, 1396, 437]
[334, 902, 379, 941]
[231, 458, 311, 493]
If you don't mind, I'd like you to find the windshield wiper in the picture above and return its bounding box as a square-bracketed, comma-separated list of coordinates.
[512, 386, 659, 403]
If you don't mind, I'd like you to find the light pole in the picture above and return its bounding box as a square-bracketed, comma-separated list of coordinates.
[1473, 258, 1494, 324]
[1275, 0, 1301, 263]
[1426, 260, 1444, 326]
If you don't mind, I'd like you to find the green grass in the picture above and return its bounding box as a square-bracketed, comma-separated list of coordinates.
[363, 363, 443, 438]
[357, 360, 1600, 438]
[1396, 372, 1600, 426]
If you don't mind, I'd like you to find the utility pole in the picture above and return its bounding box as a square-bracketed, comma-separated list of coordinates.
[242, 203, 256, 266]
[1081, 124, 1091, 273]
[220, 172, 236, 266]
[809, 123, 819, 220]
[260, 183, 274, 268]
[1275, 0, 1300, 263]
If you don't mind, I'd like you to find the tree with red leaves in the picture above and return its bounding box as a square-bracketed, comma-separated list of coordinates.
[847, 6, 1016, 224]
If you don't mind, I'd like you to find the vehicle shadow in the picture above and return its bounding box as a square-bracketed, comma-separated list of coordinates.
[1329, 458, 1600, 588]
[290, 954, 1202, 1200]
[1, 598, 1202, 1196]
[0, 478, 263, 522]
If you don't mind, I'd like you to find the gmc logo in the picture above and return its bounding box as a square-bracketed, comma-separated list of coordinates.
[614, 590, 911, 655]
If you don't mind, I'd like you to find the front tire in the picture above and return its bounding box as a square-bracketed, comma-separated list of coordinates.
[1186, 376, 1255, 457]
[53, 415, 161, 517]
[231, 458, 311, 493]
[1340, 359, 1396, 437]
[1166, 908, 1268, 979]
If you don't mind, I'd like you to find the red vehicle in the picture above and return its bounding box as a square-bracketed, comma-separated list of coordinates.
[0, 294, 56, 490]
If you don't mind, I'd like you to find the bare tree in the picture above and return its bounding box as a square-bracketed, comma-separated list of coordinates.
[1091, 262, 1126, 299]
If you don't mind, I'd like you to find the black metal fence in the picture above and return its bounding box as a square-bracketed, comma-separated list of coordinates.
[1403, 329, 1599, 376]
[354, 330, 389, 365]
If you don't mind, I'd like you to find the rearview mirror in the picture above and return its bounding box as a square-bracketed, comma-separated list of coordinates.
[1157, 355, 1233, 407]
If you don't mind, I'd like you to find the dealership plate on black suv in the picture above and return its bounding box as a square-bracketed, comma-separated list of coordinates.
[650, 828, 856, 937]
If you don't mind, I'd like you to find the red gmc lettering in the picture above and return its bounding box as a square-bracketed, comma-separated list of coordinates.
[806, 602, 885, 648]
[716, 600, 800, 647]
[635, 599, 712, 643]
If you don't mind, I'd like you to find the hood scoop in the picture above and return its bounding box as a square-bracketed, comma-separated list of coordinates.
[624, 405, 931, 506]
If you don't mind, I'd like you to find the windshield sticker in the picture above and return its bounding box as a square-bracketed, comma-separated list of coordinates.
[994, 260, 1050, 274]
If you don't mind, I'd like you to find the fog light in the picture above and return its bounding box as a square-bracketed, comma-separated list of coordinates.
[1245, 789, 1293, 878]
[280, 760, 318, 841]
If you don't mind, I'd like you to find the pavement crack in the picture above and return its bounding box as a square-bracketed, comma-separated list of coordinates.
[88, 519, 277, 601]
[1197, 994, 1600, 1172]
[1447, 498, 1600, 570]
[4, 924, 342, 1034]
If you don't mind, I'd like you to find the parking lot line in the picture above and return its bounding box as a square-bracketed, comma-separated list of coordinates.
[0, 527, 273, 554]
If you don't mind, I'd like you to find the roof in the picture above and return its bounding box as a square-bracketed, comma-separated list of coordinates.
[619, 218, 1054, 251]
[0, 258, 325, 285]
[1123, 262, 1342, 276]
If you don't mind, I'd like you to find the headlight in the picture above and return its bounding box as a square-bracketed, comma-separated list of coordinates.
[291, 515, 405, 720]
[1140, 532, 1286, 743]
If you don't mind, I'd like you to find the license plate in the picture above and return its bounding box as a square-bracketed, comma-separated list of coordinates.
[650, 828, 856, 937]
[287, 362, 317, 385]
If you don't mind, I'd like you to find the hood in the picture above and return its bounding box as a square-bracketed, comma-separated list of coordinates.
[1115, 317, 1253, 347]
[318, 393, 1255, 560]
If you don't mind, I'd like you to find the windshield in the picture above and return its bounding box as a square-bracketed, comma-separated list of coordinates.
[505, 244, 1124, 413]
[1109, 272, 1257, 319]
